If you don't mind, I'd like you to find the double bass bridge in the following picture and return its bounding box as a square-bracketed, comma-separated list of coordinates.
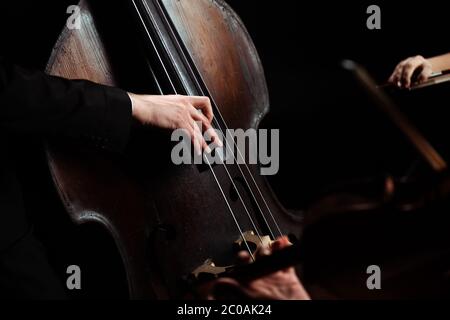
[190, 231, 272, 281]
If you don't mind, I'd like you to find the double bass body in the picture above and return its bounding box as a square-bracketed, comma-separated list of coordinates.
[45, 0, 303, 298]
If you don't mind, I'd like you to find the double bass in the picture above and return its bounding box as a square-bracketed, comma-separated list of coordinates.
[45, 0, 305, 298]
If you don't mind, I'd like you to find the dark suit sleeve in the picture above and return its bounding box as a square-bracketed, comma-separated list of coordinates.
[0, 57, 132, 152]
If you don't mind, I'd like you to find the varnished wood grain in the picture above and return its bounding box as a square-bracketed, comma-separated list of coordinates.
[45, 0, 302, 299]
[162, 0, 269, 129]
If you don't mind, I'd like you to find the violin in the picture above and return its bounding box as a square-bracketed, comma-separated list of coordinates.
[45, 0, 305, 299]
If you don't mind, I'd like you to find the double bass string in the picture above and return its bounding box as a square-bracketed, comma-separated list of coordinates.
[147, 1, 271, 246]
[152, 2, 283, 241]
[208, 97, 284, 239]
[132, 0, 258, 259]
[163, 41, 283, 240]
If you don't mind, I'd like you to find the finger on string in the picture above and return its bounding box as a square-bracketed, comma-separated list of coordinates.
[186, 123, 202, 156]
[191, 108, 223, 147]
[191, 120, 209, 154]
[189, 96, 214, 122]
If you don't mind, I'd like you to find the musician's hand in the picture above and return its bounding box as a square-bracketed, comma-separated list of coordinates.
[388, 55, 433, 88]
[209, 237, 311, 300]
[128, 94, 222, 154]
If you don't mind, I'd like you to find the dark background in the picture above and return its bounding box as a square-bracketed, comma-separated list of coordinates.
[1, 0, 450, 298]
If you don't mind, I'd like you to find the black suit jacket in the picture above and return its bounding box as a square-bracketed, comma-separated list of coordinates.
[0, 57, 132, 251]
